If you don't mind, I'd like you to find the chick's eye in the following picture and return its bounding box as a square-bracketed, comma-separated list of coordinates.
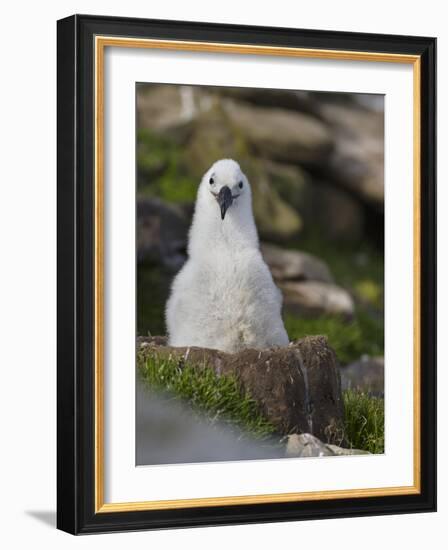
[238, 181, 243, 189]
[209, 177, 214, 185]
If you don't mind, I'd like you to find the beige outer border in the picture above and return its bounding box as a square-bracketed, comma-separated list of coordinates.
[94, 36, 422, 513]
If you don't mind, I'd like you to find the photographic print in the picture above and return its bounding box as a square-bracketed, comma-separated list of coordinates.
[136, 83, 385, 465]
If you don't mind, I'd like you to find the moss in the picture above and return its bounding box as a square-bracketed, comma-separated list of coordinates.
[137, 129, 198, 203]
[354, 279, 383, 308]
[343, 389, 385, 453]
[138, 352, 276, 440]
[137, 130, 169, 178]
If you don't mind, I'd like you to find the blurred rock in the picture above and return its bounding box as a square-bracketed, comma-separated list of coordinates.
[251, 167, 303, 240]
[261, 243, 333, 283]
[136, 85, 383, 244]
[285, 433, 369, 458]
[305, 181, 365, 242]
[136, 383, 285, 465]
[352, 94, 385, 112]
[137, 84, 198, 142]
[138, 335, 345, 444]
[262, 160, 311, 209]
[218, 88, 319, 114]
[326, 443, 370, 456]
[340, 355, 384, 396]
[184, 104, 238, 177]
[137, 197, 188, 270]
[261, 160, 364, 242]
[223, 100, 333, 164]
[280, 281, 355, 318]
[185, 105, 303, 240]
[286, 433, 332, 457]
[318, 102, 384, 207]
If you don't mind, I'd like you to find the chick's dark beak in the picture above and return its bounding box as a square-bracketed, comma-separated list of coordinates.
[217, 186, 233, 220]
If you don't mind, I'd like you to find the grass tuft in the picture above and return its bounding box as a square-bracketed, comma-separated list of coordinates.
[137, 354, 385, 454]
[138, 353, 276, 440]
[343, 389, 384, 454]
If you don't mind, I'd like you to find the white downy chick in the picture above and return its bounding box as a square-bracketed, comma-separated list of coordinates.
[166, 159, 289, 353]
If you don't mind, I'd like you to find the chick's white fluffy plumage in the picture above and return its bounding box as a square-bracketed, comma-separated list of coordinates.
[166, 159, 289, 353]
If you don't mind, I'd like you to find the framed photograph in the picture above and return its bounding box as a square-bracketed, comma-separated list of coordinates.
[57, 14, 436, 534]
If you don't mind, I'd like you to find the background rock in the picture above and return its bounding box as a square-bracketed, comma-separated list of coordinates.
[280, 281, 355, 318]
[217, 88, 319, 114]
[261, 243, 333, 283]
[317, 101, 384, 208]
[260, 244, 355, 317]
[138, 335, 346, 445]
[261, 159, 311, 210]
[260, 161, 365, 243]
[340, 355, 384, 396]
[302, 181, 365, 242]
[136, 84, 384, 243]
[137, 84, 196, 142]
[250, 167, 303, 239]
[224, 100, 333, 164]
[137, 197, 188, 269]
[184, 105, 303, 241]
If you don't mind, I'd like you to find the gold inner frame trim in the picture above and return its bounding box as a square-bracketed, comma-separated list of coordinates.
[94, 35, 422, 514]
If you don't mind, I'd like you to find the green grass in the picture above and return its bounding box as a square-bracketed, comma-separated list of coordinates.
[343, 389, 385, 454]
[138, 353, 384, 454]
[138, 353, 276, 440]
[137, 129, 198, 203]
[284, 310, 383, 365]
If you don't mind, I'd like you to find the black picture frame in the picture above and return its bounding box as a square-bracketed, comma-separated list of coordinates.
[57, 14, 436, 535]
